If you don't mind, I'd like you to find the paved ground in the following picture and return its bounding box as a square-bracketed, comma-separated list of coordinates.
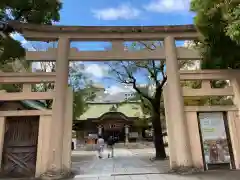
[71, 147, 240, 180]
[71, 148, 169, 176]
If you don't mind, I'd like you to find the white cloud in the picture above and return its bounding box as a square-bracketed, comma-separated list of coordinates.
[21, 39, 28, 45]
[10, 33, 21, 40]
[10, 33, 26, 45]
[92, 4, 141, 20]
[32, 62, 41, 72]
[106, 84, 134, 95]
[145, 0, 190, 13]
[84, 64, 109, 78]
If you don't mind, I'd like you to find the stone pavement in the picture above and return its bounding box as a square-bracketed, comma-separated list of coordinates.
[71, 172, 240, 180]
[71, 148, 240, 180]
[71, 148, 169, 177]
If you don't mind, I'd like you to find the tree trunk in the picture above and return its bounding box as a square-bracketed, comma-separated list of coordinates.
[152, 110, 167, 159]
[151, 87, 167, 160]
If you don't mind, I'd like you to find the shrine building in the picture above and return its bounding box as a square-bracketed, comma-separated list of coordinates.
[73, 85, 152, 144]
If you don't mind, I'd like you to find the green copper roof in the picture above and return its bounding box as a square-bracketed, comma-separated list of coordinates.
[21, 100, 47, 110]
[77, 102, 148, 120]
[0, 100, 47, 110]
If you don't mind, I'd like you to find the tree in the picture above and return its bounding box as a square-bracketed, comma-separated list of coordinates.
[72, 90, 87, 120]
[182, 40, 233, 105]
[0, 0, 62, 63]
[190, 0, 240, 69]
[183, 80, 233, 106]
[0, 58, 30, 92]
[106, 41, 195, 160]
[29, 42, 97, 118]
[30, 42, 56, 108]
[69, 64, 96, 120]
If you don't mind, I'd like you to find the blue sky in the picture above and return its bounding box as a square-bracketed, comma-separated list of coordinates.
[12, 0, 195, 94]
[59, 0, 194, 26]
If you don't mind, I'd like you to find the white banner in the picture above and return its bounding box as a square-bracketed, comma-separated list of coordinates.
[199, 112, 227, 140]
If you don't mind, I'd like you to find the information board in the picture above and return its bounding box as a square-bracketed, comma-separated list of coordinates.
[198, 112, 230, 164]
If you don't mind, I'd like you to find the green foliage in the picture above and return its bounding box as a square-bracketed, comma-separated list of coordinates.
[0, 36, 25, 63]
[0, 84, 20, 92]
[29, 60, 96, 119]
[183, 80, 233, 106]
[190, 0, 240, 69]
[0, 0, 62, 64]
[133, 118, 149, 128]
[0, 60, 29, 92]
[73, 90, 88, 120]
[185, 95, 233, 106]
[68, 63, 99, 119]
[0, 0, 61, 24]
[226, 4, 240, 43]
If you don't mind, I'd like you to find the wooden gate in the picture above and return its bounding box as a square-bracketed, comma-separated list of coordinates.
[1, 117, 39, 178]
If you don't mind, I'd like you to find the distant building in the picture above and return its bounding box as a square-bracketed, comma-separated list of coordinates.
[73, 85, 151, 144]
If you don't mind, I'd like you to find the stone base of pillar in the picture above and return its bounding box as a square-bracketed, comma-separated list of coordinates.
[169, 166, 203, 175]
[40, 168, 74, 180]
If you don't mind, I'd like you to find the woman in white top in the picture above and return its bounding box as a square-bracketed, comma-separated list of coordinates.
[97, 135, 105, 159]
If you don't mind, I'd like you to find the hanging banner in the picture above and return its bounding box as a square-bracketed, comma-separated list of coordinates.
[198, 112, 230, 164]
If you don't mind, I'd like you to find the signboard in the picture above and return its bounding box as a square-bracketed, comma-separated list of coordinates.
[198, 112, 230, 164]
[103, 123, 124, 130]
[88, 134, 98, 139]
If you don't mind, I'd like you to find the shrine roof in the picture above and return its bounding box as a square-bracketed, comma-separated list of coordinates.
[8, 21, 196, 34]
[77, 102, 149, 121]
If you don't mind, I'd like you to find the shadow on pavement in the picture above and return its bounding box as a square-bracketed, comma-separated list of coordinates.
[181, 170, 240, 180]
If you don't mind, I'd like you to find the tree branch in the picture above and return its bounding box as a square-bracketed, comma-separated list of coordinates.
[151, 60, 160, 86]
[152, 75, 167, 115]
[159, 60, 166, 82]
[139, 41, 157, 51]
[107, 62, 133, 84]
[134, 61, 157, 83]
[159, 76, 167, 90]
[132, 78, 153, 103]
[137, 41, 163, 86]
[107, 61, 154, 103]
[121, 61, 154, 103]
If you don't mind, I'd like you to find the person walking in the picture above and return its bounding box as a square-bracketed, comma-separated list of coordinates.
[107, 136, 115, 158]
[97, 135, 105, 159]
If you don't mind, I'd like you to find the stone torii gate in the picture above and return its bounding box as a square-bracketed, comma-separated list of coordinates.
[4, 22, 240, 178]
[8, 22, 199, 176]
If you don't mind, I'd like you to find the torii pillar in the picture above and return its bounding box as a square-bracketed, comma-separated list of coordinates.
[164, 36, 193, 167]
[46, 36, 70, 174]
